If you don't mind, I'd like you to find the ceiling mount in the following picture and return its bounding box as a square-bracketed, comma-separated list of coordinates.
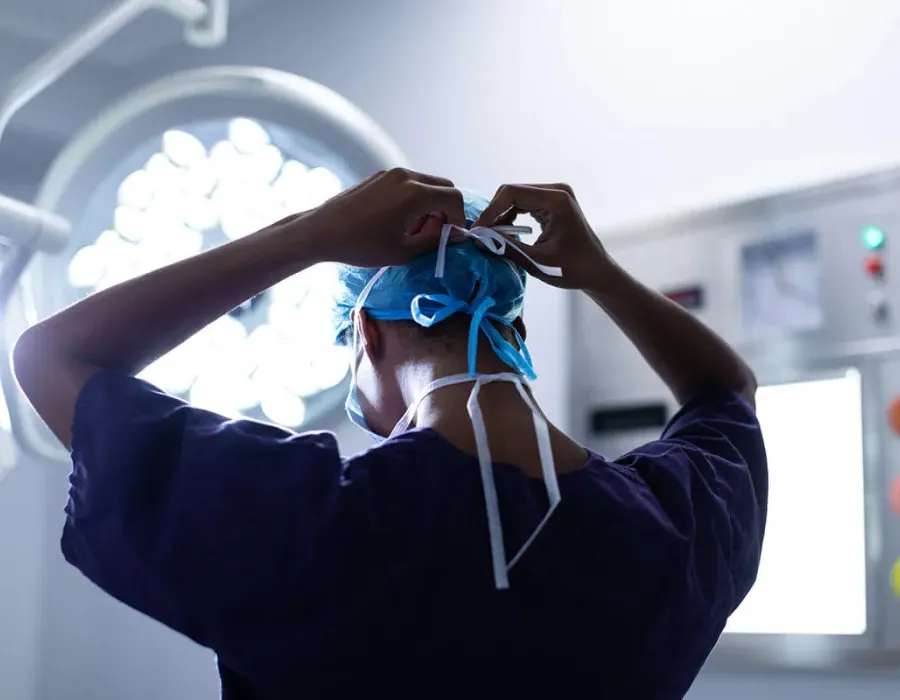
[183, 0, 229, 48]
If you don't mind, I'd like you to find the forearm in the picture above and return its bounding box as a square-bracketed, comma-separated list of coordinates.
[13, 214, 324, 446]
[586, 258, 756, 407]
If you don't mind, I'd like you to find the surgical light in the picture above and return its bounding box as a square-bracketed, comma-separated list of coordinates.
[6, 66, 408, 463]
[56, 121, 350, 421]
[0, 0, 230, 473]
[74, 120, 349, 423]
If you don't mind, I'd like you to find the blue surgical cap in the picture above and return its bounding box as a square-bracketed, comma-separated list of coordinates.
[333, 190, 536, 379]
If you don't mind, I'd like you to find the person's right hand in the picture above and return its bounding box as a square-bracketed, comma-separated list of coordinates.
[300, 167, 467, 269]
[472, 183, 611, 290]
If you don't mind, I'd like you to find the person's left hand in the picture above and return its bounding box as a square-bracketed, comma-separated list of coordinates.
[295, 167, 467, 268]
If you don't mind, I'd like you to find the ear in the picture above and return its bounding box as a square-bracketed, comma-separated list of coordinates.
[358, 309, 385, 361]
[513, 316, 527, 341]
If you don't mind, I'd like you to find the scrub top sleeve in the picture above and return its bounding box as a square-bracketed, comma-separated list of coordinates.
[616, 388, 767, 616]
[63, 369, 345, 654]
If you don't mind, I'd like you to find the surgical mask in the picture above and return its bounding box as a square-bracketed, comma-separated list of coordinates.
[345, 224, 564, 588]
[345, 384, 384, 443]
[345, 264, 393, 441]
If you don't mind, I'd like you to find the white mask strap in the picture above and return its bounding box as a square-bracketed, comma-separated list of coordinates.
[388, 372, 522, 438]
[435, 224, 564, 279]
[390, 371, 561, 590]
[505, 380, 561, 570]
[350, 266, 390, 382]
[467, 374, 561, 589]
[352, 259, 561, 590]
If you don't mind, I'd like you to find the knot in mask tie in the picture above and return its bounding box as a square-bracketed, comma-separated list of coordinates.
[421, 223, 563, 378]
[435, 224, 563, 280]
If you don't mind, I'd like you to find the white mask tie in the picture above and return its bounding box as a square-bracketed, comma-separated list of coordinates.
[390, 372, 562, 590]
[435, 224, 563, 279]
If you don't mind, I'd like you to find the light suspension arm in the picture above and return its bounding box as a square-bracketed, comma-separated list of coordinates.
[0, 0, 225, 138]
[0, 0, 229, 462]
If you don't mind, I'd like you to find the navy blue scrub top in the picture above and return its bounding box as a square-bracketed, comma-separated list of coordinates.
[63, 370, 767, 699]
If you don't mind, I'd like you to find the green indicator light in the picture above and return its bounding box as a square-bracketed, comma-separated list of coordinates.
[862, 225, 886, 250]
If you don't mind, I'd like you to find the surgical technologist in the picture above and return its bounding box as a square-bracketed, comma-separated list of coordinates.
[13, 169, 767, 699]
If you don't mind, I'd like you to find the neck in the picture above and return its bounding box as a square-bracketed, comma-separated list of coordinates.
[396, 357, 590, 478]
[399, 357, 537, 431]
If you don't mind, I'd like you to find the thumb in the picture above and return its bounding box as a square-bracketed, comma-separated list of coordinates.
[472, 207, 518, 229]
[499, 234, 559, 281]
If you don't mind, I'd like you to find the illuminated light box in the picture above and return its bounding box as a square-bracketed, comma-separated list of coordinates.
[725, 370, 867, 636]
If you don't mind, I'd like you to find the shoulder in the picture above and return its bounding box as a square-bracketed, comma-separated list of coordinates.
[610, 389, 767, 611]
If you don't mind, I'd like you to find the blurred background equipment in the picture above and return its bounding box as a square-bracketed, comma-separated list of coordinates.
[573, 169, 900, 670]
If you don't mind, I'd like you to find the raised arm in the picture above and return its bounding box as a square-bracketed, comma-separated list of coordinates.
[474, 183, 756, 407]
[584, 261, 756, 407]
[13, 168, 466, 447]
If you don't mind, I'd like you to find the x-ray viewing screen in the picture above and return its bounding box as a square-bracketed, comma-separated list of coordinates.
[725, 370, 867, 635]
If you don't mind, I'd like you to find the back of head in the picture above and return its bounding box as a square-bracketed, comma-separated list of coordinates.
[333, 190, 536, 378]
[331, 189, 574, 599]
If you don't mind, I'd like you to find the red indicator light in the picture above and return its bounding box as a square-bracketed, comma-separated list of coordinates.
[864, 254, 885, 278]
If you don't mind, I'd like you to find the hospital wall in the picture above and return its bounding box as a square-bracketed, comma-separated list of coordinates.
[2, 0, 900, 698]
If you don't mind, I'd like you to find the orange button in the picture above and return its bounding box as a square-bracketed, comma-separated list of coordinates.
[889, 397, 900, 435]
[891, 476, 900, 516]
[865, 253, 885, 278]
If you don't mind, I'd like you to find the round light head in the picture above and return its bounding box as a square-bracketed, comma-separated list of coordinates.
[28, 67, 407, 430]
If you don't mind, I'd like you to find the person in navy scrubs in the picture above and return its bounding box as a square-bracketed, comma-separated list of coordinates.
[14, 171, 766, 699]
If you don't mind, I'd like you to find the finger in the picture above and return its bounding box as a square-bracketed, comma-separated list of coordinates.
[422, 211, 467, 243]
[415, 212, 448, 238]
[404, 214, 428, 236]
[472, 184, 568, 228]
[386, 167, 455, 188]
[486, 207, 520, 228]
[408, 184, 466, 227]
[496, 234, 558, 280]
[413, 173, 455, 188]
[521, 183, 574, 227]
[520, 182, 575, 197]
[472, 185, 571, 229]
[403, 211, 462, 256]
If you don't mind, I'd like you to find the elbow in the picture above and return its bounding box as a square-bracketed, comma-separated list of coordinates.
[12, 327, 45, 403]
[12, 324, 67, 402]
[11, 325, 96, 449]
